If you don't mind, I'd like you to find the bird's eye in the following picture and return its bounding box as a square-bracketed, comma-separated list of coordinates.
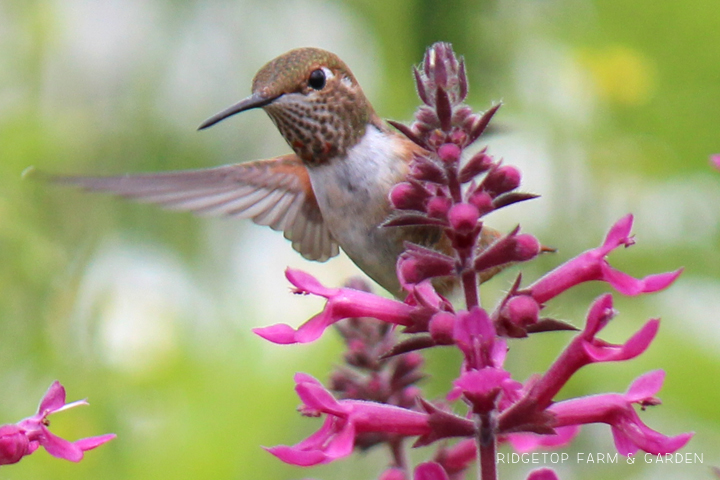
[308, 69, 326, 90]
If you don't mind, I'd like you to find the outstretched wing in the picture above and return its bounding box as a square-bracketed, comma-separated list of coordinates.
[53, 154, 339, 262]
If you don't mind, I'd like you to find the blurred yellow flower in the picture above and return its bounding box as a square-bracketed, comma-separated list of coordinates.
[577, 45, 656, 105]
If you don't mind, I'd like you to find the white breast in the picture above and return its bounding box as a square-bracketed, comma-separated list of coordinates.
[307, 125, 408, 292]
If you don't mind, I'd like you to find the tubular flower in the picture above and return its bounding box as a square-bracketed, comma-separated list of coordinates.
[0, 381, 115, 465]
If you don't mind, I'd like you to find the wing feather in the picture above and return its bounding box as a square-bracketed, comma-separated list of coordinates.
[53, 154, 339, 262]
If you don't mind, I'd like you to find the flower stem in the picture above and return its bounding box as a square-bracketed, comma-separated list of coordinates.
[462, 269, 479, 309]
[477, 413, 497, 480]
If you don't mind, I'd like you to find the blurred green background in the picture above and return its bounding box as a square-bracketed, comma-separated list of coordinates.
[1, 0, 719, 479]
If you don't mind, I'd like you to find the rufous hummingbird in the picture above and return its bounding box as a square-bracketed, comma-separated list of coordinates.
[54, 47, 500, 296]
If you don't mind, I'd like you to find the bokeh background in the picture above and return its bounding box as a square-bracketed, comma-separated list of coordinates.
[1, 0, 719, 478]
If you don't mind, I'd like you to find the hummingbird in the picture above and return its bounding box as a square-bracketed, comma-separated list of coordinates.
[54, 47, 500, 297]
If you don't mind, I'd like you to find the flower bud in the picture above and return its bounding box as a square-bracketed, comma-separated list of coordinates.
[426, 196, 452, 219]
[468, 191, 494, 216]
[429, 312, 456, 345]
[483, 165, 521, 197]
[390, 181, 430, 211]
[459, 149, 494, 183]
[501, 295, 540, 328]
[448, 203, 479, 234]
[438, 143, 461, 165]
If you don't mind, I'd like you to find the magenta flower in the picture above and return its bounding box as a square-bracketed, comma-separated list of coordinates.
[712, 154, 720, 171]
[549, 370, 693, 455]
[499, 294, 660, 432]
[452, 307, 502, 370]
[414, 462, 450, 480]
[0, 381, 115, 465]
[525, 214, 681, 304]
[253, 269, 418, 344]
[526, 468, 560, 480]
[266, 373, 432, 466]
[252, 43, 691, 480]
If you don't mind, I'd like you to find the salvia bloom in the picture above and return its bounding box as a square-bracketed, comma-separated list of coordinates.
[0, 381, 115, 466]
[254, 43, 691, 480]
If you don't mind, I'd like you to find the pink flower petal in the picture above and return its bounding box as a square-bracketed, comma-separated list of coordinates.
[583, 319, 659, 362]
[265, 445, 334, 466]
[600, 264, 682, 296]
[507, 425, 580, 453]
[255, 278, 415, 345]
[625, 370, 665, 402]
[38, 381, 67, 415]
[285, 268, 337, 297]
[40, 427, 83, 462]
[527, 216, 681, 303]
[73, 434, 116, 451]
[599, 214, 634, 255]
[296, 380, 346, 416]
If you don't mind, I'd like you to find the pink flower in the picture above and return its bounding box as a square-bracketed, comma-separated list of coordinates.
[449, 368, 521, 414]
[526, 468, 560, 480]
[254, 269, 418, 344]
[0, 381, 115, 465]
[550, 370, 693, 455]
[711, 154, 720, 171]
[499, 294, 659, 432]
[525, 215, 681, 304]
[452, 307, 506, 370]
[414, 462, 450, 480]
[266, 373, 432, 466]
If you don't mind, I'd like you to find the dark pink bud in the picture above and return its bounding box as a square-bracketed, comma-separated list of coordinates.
[0, 426, 30, 465]
[459, 149, 494, 183]
[461, 114, 477, 132]
[428, 130, 446, 148]
[429, 312, 456, 345]
[398, 245, 455, 285]
[483, 165, 521, 197]
[427, 196, 452, 219]
[390, 181, 430, 211]
[449, 129, 468, 147]
[448, 203, 479, 234]
[438, 143, 461, 164]
[409, 156, 446, 183]
[468, 191, 493, 215]
[417, 106, 439, 126]
[453, 106, 473, 124]
[501, 295, 540, 328]
[474, 228, 541, 273]
[515, 234, 542, 261]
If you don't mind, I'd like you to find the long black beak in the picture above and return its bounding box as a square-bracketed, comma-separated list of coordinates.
[197, 92, 277, 130]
